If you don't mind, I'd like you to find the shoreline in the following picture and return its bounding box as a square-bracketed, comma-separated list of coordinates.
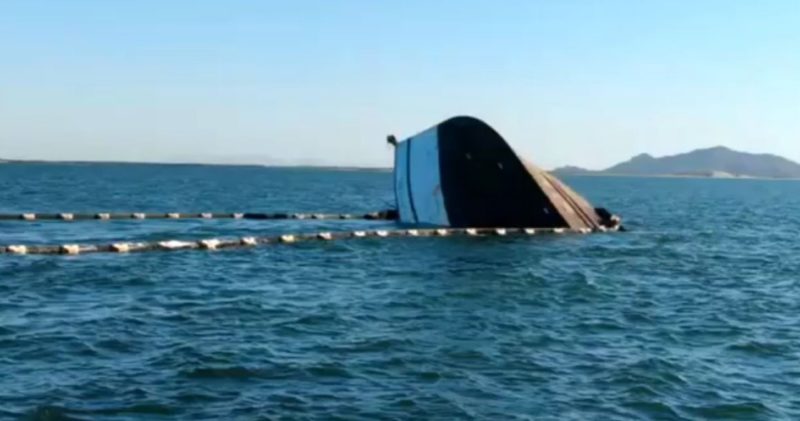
[554, 172, 800, 181]
[2, 159, 797, 179]
[0, 159, 391, 172]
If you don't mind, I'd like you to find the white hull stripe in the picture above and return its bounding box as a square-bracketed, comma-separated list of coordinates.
[394, 128, 451, 226]
[394, 141, 415, 223]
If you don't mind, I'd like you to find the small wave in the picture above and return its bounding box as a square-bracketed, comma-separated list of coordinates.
[181, 363, 305, 381]
[274, 313, 341, 327]
[305, 362, 353, 379]
[575, 319, 625, 332]
[267, 393, 308, 406]
[23, 405, 88, 421]
[321, 337, 413, 354]
[93, 338, 134, 353]
[683, 401, 774, 419]
[174, 391, 225, 404]
[599, 357, 688, 393]
[623, 384, 661, 398]
[624, 356, 682, 372]
[440, 347, 492, 365]
[415, 370, 443, 382]
[388, 397, 418, 408]
[622, 309, 656, 324]
[79, 403, 176, 417]
[622, 400, 687, 420]
[182, 366, 263, 380]
[727, 340, 791, 356]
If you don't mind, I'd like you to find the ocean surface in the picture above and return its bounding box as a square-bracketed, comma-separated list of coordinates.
[2, 163, 800, 420]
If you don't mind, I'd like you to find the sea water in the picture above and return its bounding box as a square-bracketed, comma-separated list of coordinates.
[1, 163, 799, 420]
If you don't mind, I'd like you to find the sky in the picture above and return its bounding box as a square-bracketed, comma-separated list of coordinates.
[0, 0, 798, 169]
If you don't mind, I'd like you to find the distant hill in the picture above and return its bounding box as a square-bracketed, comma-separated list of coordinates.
[552, 146, 800, 179]
[549, 165, 594, 175]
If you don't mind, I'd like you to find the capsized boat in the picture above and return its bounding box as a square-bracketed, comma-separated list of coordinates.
[388, 116, 622, 230]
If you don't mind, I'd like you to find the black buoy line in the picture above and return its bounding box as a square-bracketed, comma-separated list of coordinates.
[0, 226, 618, 256]
[0, 208, 411, 255]
[0, 210, 398, 222]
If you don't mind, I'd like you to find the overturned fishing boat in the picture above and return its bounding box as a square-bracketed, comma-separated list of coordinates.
[388, 116, 621, 231]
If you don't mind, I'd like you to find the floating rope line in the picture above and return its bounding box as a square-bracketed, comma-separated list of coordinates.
[0, 210, 397, 222]
[0, 226, 617, 256]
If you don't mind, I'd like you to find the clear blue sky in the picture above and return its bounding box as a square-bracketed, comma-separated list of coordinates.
[1, 0, 798, 169]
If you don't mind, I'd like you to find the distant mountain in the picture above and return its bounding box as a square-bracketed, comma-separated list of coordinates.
[605, 146, 800, 178]
[550, 165, 594, 176]
[553, 146, 800, 179]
